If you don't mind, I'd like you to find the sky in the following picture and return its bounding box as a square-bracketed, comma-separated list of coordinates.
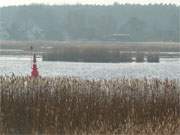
[0, 0, 180, 7]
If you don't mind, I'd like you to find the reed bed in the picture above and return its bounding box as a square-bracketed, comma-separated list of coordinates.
[0, 76, 180, 135]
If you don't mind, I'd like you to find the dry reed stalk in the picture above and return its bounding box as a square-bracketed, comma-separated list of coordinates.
[0, 76, 180, 134]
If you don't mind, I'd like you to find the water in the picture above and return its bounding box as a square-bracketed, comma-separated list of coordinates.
[0, 55, 180, 80]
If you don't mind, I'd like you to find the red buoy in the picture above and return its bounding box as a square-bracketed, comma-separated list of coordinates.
[31, 54, 39, 78]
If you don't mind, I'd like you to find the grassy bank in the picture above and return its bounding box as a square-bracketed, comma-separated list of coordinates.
[0, 76, 180, 134]
[1, 41, 180, 53]
[2, 41, 179, 62]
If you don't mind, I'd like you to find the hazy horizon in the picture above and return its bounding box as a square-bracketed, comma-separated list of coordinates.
[0, 0, 180, 7]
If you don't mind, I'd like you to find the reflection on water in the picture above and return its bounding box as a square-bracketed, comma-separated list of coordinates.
[0, 55, 180, 79]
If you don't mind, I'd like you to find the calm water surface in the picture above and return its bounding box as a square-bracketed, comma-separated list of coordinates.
[0, 55, 180, 80]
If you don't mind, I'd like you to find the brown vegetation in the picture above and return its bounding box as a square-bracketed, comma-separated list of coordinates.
[1, 41, 180, 53]
[0, 76, 180, 134]
[1, 41, 179, 62]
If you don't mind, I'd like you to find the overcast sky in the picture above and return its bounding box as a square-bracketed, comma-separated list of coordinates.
[0, 0, 180, 7]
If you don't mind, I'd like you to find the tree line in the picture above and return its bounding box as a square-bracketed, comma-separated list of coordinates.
[0, 4, 179, 42]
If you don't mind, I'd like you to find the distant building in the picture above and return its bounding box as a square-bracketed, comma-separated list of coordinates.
[105, 34, 131, 42]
